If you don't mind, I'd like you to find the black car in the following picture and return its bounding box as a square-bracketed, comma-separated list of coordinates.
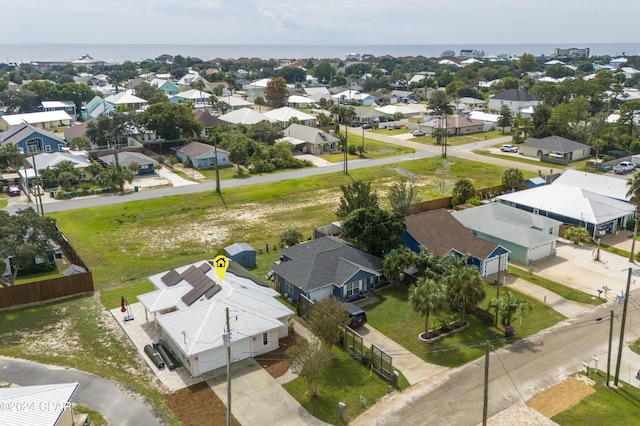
[346, 303, 367, 328]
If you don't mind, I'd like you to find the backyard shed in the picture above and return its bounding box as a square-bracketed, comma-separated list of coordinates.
[224, 243, 256, 269]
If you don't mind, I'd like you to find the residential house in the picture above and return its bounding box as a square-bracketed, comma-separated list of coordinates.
[468, 111, 499, 132]
[422, 115, 485, 136]
[452, 203, 561, 265]
[0, 123, 66, 154]
[174, 141, 231, 168]
[402, 209, 507, 277]
[194, 109, 227, 138]
[497, 184, 635, 238]
[304, 86, 331, 103]
[63, 122, 90, 143]
[98, 151, 158, 175]
[0, 382, 81, 426]
[104, 91, 148, 112]
[352, 106, 387, 125]
[552, 169, 630, 202]
[330, 89, 376, 106]
[519, 135, 591, 162]
[137, 260, 293, 377]
[487, 89, 543, 114]
[287, 95, 315, 109]
[374, 104, 420, 117]
[0, 111, 72, 131]
[81, 95, 115, 120]
[170, 89, 212, 109]
[270, 236, 385, 303]
[177, 70, 206, 89]
[217, 95, 254, 111]
[218, 107, 275, 125]
[279, 123, 339, 155]
[244, 87, 266, 103]
[41, 101, 77, 120]
[26, 151, 93, 180]
[149, 78, 179, 96]
[263, 107, 316, 128]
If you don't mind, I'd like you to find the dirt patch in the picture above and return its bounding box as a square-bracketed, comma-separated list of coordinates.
[527, 375, 596, 418]
[164, 382, 240, 426]
[254, 332, 302, 378]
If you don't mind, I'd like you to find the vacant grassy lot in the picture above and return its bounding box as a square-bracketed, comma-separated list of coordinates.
[52, 157, 513, 290]
[366, 281, 565, 367]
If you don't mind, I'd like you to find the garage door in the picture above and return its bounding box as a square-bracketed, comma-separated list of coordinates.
[309, 285, 333, 301]
[485, 256, 499, 276]
[529, 242, 554, 262]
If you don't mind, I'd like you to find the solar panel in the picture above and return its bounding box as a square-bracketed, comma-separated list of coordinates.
[161, 270, 182, 287]
[179, 265, 219, 306]
[199, 262, 212, 273]
[181, 287, 202, 306]
[204, 285, 222, 299]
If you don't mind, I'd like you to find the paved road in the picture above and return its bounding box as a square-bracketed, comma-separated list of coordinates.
[9, 129, 552, 214]
[0, 356, 163, 425]
[352, 300, 640, 425]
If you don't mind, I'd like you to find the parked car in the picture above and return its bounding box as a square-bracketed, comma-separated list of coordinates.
[412, 129, 426, 137]
[613, 161, 636, 174]
[6, 184, 20, 196]
[500, 144, 518, 152]
[362, 123, 372, 129]
[346, 303, 367, 328]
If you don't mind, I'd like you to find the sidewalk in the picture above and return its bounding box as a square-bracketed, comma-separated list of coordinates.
[504, 276, 593, 318]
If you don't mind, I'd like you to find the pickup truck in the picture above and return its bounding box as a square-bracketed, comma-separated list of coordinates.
[613, 161, 636, 174]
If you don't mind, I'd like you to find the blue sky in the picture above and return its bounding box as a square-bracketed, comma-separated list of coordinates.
[6, 0, 640, 44]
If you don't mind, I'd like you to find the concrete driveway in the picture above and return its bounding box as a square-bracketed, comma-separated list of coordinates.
[207, 358, 329, 426]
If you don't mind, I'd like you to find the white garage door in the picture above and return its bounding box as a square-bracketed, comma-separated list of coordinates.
[529, 243, 554, 262]
[309, 285, 333, 301]
[485, 256, 499, 276]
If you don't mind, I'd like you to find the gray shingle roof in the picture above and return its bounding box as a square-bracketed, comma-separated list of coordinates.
[272, 236, 383, 292]
[492, 89, 542, 102]
[522, 135, 589, 153]
[452, 203, 560, 249]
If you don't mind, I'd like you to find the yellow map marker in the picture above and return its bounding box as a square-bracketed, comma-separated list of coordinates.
[213, 255, 229, 282]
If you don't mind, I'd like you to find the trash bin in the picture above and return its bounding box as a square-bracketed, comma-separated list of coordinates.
[50, 190, 55, 198]
[134, 186, 139, 192]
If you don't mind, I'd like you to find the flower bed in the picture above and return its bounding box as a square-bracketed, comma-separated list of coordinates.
[419, 321, 470, 343]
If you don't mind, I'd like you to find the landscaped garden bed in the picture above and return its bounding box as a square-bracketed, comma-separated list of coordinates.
[419, 321, 469, 343]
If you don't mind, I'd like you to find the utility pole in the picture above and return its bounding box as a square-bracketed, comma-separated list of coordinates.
[482, 341, 490, 426]
[606, 309, 614, 387]
[225, 307, 231, 426]
[614, 268, 632, 386]
[213, 134, 221, 194]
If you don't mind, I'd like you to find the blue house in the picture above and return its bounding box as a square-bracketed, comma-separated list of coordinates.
[81, 95, 115, 120]
[402, 209, 507, 277]
[270, 236, 385, 303]
[0, 123, 66, 154]
[174, 141, 231, 169]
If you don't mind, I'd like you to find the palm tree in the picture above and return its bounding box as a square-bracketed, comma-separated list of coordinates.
[383, 247, 416, 286]
[443, 264, 486, 322]
[626, 171, 640, 261]
[409, 277, 447, 336]
[488, 290, 531, 327]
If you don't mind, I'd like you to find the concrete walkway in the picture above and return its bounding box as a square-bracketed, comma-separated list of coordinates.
[207, 358, 329, 426]
[504, 276, 593, 318]
[355, 323, 448, 386]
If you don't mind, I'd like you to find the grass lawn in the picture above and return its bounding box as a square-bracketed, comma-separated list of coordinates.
[552, 371, 640, 425]
[283, 347, 403, 424]
[474, 149, 569, 170]
[366, 282, 565, 367]
[507, 266, 604, 306]
[0, 197, 7, 209]
[630, 338, 640, 355]
[0, 294, 178, 424]
[51, 157, 512, 290]
[369, 128, 408, 136]
[323, 137, 414, 163]
[14, 269, 64, 285]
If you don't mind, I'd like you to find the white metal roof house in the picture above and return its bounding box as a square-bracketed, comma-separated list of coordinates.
[263, 106, 317, 127]
[552, 169, 630, 202]
[0, 382, 80, 426]
[169, 89, 212, 109]
[497, 184, 635, 238]
[487, 89, 543, 114]
[452, 203, 561, 265]
[0, 110, 72, 131]
[104, 91, 148, 112]
[218, 107, 275, 125]
[138, 260, 293, 377]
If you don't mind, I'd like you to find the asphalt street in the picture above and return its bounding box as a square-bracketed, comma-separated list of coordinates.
[352, 301, 640, 425]
[0, 356, 162, 425]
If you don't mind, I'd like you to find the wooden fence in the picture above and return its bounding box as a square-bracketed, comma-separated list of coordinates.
[0, 227, 94, 311]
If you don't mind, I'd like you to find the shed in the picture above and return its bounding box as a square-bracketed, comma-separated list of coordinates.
[224, 243, 256, 269]
[524, 177, 546, 188]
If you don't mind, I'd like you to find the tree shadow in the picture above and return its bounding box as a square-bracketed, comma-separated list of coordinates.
[503, 337, 543, 354]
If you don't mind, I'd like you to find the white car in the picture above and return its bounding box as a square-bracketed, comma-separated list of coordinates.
[412, 129, 426, 137]
[500, 144, 518, 152]
[613, 161, 636, 174]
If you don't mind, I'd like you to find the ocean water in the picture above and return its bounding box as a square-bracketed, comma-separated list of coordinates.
[0, 43, 638, 64]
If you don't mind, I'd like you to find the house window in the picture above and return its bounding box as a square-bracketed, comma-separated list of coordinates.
[26, 137, 43, 153]
[284, 281, 294, 296]
[262, 332, 268, 346]
[345, 281, 360, 298]
[57, 144, 64, 151]
[45, 145, 52, 153]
